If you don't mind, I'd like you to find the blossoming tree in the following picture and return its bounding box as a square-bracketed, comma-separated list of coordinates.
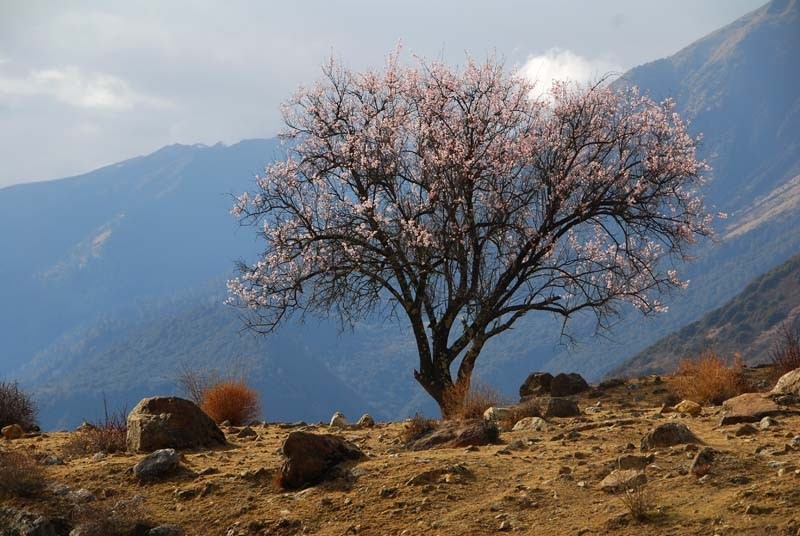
[229, 53, 711, 416]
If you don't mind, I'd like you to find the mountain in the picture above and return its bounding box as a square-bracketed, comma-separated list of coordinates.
[616, 253, 800, 377]
[2, 1, 799, 429]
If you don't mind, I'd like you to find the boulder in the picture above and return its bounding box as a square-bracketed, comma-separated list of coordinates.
[279, 431, 363, 489]
[329, 412, 347, 428]
[719, 393, 785, 425]
[543, 397, 581, 418]
[772, 367, 800, 396]
[549, 373, 590, 397]
[734, 423, 758, 436]
[674, 400, 702, 416]
[126, 397, 225, 453]
[519, 372, 553, 399]
[1, 423, 23, 440]
[599, 469, 647, 493]
[483, 406, 513, 422]
[357, 414, 375, 427]
[0, 505, 64, 536]
[408, 419, 499, 451]
[133, 448, 180, 480]
[512, 416, 548, 432]
[641, 422, 700, 450]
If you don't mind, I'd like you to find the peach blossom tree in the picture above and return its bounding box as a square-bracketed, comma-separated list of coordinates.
[229, 53, 711, 416]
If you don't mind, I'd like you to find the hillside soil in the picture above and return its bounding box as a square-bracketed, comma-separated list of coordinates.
[3, 367, 800, 536]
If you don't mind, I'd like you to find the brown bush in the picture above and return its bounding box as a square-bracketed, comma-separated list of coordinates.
[401, 414, 438, 444]
[441, 382, 508, 421]
[0, 381, 38, 431]
[619, 478, 655, 522]
[70, 500, 149, 536]
[770, 322, 800, 379]
[0, 450, 45, 498]
[674, 351, 749, 405]
[499, 398, 543, 431]
[201, 381, 261, 425]
[63, 398, 127, 458]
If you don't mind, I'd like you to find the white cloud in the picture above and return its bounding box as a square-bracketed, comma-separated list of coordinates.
[0, 65, 168, 110]
[518, 48, 623, 89]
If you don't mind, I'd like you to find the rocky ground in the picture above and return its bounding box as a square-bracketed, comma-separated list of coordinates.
[3, 367, 800, 536]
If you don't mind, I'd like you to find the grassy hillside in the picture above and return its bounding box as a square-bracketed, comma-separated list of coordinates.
[617, 253, 800, 376]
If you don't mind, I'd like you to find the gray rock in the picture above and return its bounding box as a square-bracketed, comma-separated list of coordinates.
[772, 367, 800, 396]
[148, 525, 185, 536]
[126, 397, 225, 453]
[0, 505, 61, 536]
[543, 397, 581, 418]
[357, 414, 375, 427]
[759, 416, 778, 429]
[519, 372, 553, 399]
[512, 416, 548, 432]
[641, 422, 700, 450]
[133, 448, 180, 480]
[329, 412, 347, 428]
[599, 470, 647, 493]
[549, 373, 590, 397]
[616, 454, 654, 471]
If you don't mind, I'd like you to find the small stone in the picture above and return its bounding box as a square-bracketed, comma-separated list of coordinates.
[148, 524, 185, 536]
[43, 455, 64, 465]
[92, 452, 107, 461]
[759, 417, 778, 429]
[599, 470, 647, 493]
[734, 424, 759, 437]
[674, 400, 702, 416]
[236, 426, 257, 438]
[499, 520, 512, 531]
[690, 447, 716, 476]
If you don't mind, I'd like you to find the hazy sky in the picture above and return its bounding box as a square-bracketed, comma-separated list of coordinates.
[0, 0, 765, 188]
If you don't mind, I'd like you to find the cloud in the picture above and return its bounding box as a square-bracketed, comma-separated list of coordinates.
[518, 48, 623, 89]
[0, 65, 168, 110]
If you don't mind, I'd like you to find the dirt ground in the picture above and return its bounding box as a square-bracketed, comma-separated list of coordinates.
[3, 368, 800, 536]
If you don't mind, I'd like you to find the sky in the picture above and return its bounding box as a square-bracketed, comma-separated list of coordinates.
[0, 0, 766, 188]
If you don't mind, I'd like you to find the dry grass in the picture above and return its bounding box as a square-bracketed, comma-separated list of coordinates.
[674, 351, 749, 405]
[0, 381, 38, 431]
[442, 381, 508, 421]
[770, 322, 800, 380]
[201, 380, 261, 425]
[401, 414, 438, 444]
[0, 449, 46, 498]
[499, 398, 543, 431]
[619, 480, 655, 522]
[69, 500, 149, 536]
[63, 398, 127, 458]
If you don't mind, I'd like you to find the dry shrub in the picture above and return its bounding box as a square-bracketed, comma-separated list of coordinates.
[619, 480, 655, 522]
[70, 499, 149, 536]
[499, 398, 543, 431]
[176, 361, 220, 406]
[201, 381, 261, 425]
[442, 381, 507, 421]
[674, 351, 748, 405]
[0, 381, 38, 431]
[401, 414, 438, 444]
[0, 450, 45, 498]
[771, 322, 800, 379]
[63, 398, 127, 458]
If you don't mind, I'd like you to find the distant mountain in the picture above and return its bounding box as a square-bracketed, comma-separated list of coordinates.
[2, 0, 799, 429]
[617, 252, 800, 377]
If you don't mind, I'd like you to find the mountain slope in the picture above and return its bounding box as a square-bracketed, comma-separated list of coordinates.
[618, 252, 800, 376]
